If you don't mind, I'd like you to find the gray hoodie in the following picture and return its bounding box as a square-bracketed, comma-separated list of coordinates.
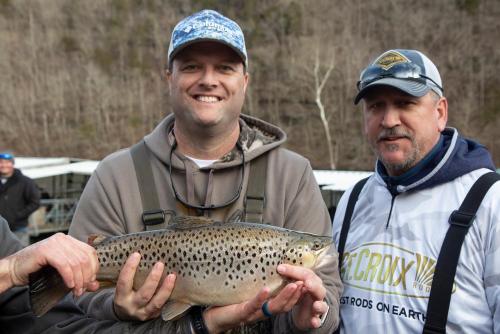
[69, 114, 342, 333]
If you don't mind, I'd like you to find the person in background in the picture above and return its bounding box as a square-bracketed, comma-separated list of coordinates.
[0, 152, 40, 246]
[333, 49, 499, 333]
[69, 9, 341, 334]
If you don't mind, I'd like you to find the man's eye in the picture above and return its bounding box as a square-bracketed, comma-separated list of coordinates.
[181, 64, 199, 71]
[397, 100, 413, 107]
[219, 65, 235, 72]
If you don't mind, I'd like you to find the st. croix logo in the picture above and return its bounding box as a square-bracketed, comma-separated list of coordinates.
[341, 242, 456, 298]
[372, 50, 409, 70]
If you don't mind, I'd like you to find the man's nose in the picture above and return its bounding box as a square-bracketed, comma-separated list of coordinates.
[381, 106, 401, 128]
[198, 68, 218, 88]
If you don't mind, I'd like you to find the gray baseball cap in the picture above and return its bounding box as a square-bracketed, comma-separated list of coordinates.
[167, 9, 247, 68]
[354, 49, 443, 104]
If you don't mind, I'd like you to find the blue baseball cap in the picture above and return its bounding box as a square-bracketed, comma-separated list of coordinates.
[167, 9, 248, 68]
[354, 49, 443, 104]
[0, 153, 14, 161]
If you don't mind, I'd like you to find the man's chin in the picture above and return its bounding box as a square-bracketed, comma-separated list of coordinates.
[193, 118, 223, 129]
[379, 156, 417, 176]
[191, 111, 223, 126]
[377, 150, 415, 175]
[377, 149, 403, 163]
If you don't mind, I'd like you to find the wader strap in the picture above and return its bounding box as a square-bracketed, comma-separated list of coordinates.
[333, 177, 369, 334]
[337, 177, 369, 269]
[130, 140, 167, 231]
[423, 171, 499, 334]
[244, 155, 268, 223]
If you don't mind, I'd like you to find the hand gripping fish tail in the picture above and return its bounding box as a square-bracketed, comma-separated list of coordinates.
[29, 266, 71, 317]
[28, 234, 109, 317]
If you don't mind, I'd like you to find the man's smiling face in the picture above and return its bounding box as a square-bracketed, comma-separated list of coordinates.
[167, 41, 248, 132]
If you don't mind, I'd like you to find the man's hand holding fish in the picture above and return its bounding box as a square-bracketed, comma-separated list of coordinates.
[201, 263, 330, 332]
[277, 264, 330, 329]
[113, 252, 177, 321]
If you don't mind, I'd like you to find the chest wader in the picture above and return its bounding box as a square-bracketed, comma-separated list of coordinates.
[334, 172, 500, 334]
[130, 140, 273, 334]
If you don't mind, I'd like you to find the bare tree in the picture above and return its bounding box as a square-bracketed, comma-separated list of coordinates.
[313, 49, 336, 169]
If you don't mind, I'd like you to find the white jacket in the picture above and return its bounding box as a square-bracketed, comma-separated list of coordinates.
[333, 129, 500, 334]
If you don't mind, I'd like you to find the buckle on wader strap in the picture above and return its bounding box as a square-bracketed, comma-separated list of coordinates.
[141, 209, 165, 226]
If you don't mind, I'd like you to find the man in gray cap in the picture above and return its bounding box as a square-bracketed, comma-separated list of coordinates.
[333, 49, 499, 333]
[70, 9, 341, 333]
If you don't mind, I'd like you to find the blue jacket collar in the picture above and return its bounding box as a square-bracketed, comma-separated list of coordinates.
[377, 128, 495, 195]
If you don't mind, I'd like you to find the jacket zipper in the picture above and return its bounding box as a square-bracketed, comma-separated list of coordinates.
[385, 194, 396, 229]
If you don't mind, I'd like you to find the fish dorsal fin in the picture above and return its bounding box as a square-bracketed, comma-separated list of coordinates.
[170, 216, 217, 230]
[88, 234, 107, 246]
[173, 215, 215, 225]
[161, 301, 192, 321]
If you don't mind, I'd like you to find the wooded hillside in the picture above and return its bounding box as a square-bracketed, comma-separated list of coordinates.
[1, 0, 499, 169]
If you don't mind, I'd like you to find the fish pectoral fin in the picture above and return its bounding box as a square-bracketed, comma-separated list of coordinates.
[96, 280, 116, 290]
[161, 301, 192, 321]
[88, 234, 107, 246]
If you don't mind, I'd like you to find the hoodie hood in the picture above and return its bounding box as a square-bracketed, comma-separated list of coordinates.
[376, 128, 495, 196]
[143, 113, 287, 170]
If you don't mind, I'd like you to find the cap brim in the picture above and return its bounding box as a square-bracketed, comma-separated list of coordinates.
[354, 78, 430, 105]
[168, 38, 247, 68]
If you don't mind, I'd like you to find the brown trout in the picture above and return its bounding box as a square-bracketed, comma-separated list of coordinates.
[29, 217, 333, 320]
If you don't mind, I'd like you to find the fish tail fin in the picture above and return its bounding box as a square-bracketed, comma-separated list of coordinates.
[29, 266, 71, 317]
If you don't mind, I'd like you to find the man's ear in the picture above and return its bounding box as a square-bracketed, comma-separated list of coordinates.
[164, 69, 172, 93]
[436, 96, 448, 132]
[164, 68, 172, 80]
[243, 72, 249, 93]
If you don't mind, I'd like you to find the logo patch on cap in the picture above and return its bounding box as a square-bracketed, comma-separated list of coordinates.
[373, 50, 410, 70]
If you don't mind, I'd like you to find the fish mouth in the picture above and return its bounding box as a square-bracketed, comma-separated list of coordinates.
[314, 244, 336, 270]
[317, 243, 333, 257]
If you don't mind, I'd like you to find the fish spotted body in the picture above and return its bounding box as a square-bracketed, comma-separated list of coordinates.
[29, 217, 333, 320]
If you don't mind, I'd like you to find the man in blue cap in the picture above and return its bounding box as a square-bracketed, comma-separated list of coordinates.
[70, 9, 341, 334]
[333, 49, 499, 333]
[0, 152, 40, 246]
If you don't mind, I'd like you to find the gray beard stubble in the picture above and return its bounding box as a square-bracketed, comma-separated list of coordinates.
[375, 127, 421, 175]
